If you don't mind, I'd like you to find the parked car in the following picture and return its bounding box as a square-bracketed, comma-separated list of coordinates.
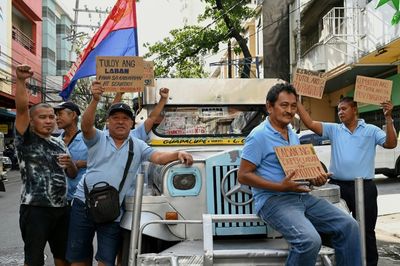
[3, 144, 19, 170]
[1, 156, 12, 171]
[298, 130, 400, 178]
[298, 130, 331, 172]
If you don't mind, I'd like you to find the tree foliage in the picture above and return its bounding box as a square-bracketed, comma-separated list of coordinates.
[144, 0, 256, 78]
[376, 0, 400, 24]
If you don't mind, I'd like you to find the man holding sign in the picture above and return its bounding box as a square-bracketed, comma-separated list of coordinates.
[297, 96, 397, 266]
[238, 83, 361, 266]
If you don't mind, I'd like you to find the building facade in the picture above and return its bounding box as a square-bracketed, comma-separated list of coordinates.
[0, 0, 43, 144]
[209, 0, 264, 79]
[12, 0, 43, 106]
[42, 0, 74, 103]
[289, 0, 400, 129]
[0, 0, 13, 107]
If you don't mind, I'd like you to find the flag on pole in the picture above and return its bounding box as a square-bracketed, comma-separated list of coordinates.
[60, 0, 138, 100]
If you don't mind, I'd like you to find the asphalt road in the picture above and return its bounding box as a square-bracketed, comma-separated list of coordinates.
[0, 170, 399, 265]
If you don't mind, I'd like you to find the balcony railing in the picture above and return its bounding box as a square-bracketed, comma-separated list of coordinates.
[12, 26, 35, 53]
[322, 7, 348, 41]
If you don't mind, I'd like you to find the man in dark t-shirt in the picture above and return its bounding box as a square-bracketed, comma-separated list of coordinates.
[15, 129, 70, 206]
[14, 65, 77, 266]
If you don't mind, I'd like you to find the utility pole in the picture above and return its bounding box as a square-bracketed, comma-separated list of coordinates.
[65, 0, 110, 42]
[296, 0, 301, 67]
[227, 40, 232, 78]
[72, 0, 79, 39]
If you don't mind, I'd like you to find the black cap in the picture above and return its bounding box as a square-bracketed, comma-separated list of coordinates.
[107, 102, 134, 120]
[54, 101, 81, 116]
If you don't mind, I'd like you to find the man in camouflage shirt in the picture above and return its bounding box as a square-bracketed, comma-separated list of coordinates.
[15, 65, 77, 266]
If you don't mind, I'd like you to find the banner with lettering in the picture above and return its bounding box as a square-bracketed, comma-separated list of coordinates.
[96, 56, 144, 92]
[354, 75, 392, 105]
[274, 144, 325, 180]
[293, 68, 326, 99]
[60, 0, 138, 100]
[143, 61, 155, 86]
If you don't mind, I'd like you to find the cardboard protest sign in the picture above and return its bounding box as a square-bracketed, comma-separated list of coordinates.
[96, 56, 144, 92]
[354, 75, 392, 105]
[143, 61, 155, 87]
[293, 68, 326, 99]
[274, 144, 325, 180]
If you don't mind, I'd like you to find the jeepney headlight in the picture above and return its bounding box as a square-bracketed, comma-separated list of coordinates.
[167, 167, 201, 196]
[173, 174, 196, 190]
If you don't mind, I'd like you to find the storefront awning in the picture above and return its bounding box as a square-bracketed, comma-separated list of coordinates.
[358, 37, 400, 65]
[325, 65, 396, 93]
[324, 37, 400, 93]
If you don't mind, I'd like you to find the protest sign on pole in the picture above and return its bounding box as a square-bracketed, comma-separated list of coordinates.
[354, 75, 392, 105]
[293, 68, 326, 99]
[274, 144, 325, 180]
[143, 61, 155, 87]
[96, 56, 144, 92]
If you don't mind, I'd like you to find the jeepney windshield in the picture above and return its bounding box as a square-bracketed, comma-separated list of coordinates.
[154, 106, 266, 137]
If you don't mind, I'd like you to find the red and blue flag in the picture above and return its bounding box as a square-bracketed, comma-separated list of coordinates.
[60, 0, 138, 100]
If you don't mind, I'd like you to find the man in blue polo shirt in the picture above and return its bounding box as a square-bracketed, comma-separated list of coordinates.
[238, 83, 361, 266]
[54, 102, 87, 205]
[297, 96, 397, 266]
[112, 88, 170, 141]
[66, 81, 193, 266]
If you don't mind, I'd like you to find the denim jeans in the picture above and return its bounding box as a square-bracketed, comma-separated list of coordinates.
[258, 193, 361, 266]
[66, 198, 122, 265]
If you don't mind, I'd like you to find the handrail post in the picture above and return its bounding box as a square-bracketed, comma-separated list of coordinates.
[355, 177, 366, 266]
[128, 173, 145, 266]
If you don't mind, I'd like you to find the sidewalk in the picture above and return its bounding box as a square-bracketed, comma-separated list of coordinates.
[2, 170, 20, 185]
[376, 213, 400, 242]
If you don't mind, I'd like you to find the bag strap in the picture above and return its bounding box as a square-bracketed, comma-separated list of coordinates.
[83, 137, 134, 198]
[118, 137, 134, 192]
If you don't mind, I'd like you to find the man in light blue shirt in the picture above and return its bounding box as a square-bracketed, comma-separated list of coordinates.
[298, 96, 397, 266]
[113, 88, 170, 141]
[66, 81, 193, 266]
[55, 101, 88, 204]
[238, 83, 361, 266]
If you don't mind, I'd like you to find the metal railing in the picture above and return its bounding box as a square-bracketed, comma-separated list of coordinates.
[322, 7, 347, 40]
[12, 26, 35, 53]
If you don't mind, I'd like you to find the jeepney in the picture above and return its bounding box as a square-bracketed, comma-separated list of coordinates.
[120, 78, 345, 265]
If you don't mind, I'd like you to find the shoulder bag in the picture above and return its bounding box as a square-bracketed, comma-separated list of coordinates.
[84, 138, 134, 223]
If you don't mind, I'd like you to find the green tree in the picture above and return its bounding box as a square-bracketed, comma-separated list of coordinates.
[376, 0, 400, 25]
[144, 0, 256, 78]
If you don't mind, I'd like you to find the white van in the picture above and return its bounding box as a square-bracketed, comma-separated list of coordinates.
[375, 133, 400, 178]
[299, 129, 400, 179]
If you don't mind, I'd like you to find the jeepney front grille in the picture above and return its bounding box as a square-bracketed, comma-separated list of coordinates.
[211, 165, 266, 233]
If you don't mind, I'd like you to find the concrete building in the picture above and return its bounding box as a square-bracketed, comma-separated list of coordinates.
[211, 0, 399, 132]
[288, 0, 400, 130]
[0, 0, 13, 107]
[209, 0, 264, 79]
[0, 0, 42, 144]
[42, 0, 74, 103]
[12, 0, 43, 105]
